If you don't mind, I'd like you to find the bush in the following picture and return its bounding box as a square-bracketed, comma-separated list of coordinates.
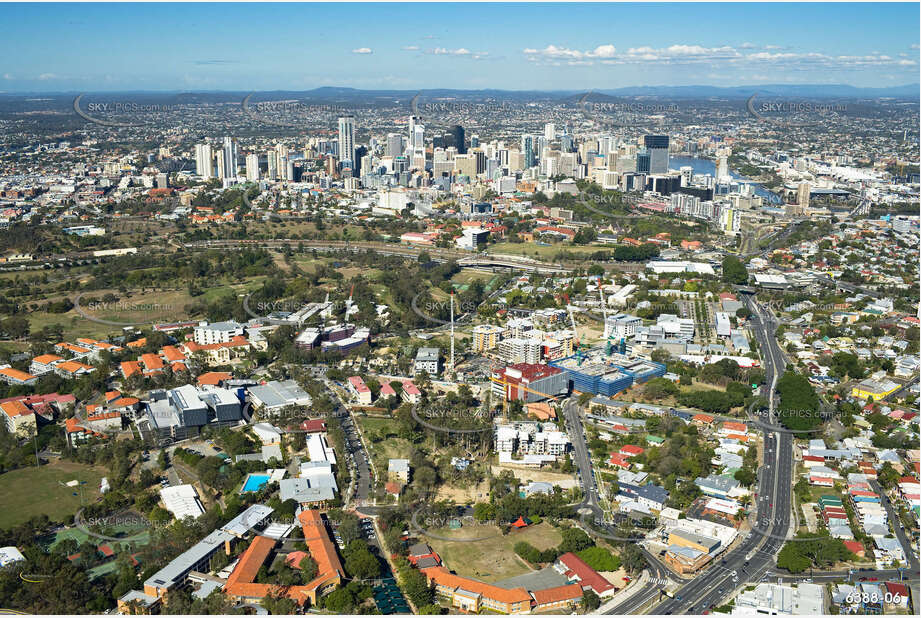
[576, 546, 621, 571]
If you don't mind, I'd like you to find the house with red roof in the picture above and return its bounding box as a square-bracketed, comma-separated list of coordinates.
[620, 445, 645, 457]
[554, 552, 616, 597]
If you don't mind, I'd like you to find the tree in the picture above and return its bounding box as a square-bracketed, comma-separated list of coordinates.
[261, 592, 297, 615]
[721, 255, 749, 285]
[344, 540, 381, 580]
[576, 546, 621, 571]
[299, 555, 319, 582]
[643, 377, 679, 400]
[776, 372, 821, 431]
[473, 502, 495, 522]
[620, 544, 647, 573]
[558, 527, 593, 553]
[582, 589, 601, 610]
[322, 587, 355, 613]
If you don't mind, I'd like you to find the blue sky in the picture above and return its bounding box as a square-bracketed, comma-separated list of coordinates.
[1, 2, 918, 92]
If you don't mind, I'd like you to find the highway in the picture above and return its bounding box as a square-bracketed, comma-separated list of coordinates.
[562, 397, 678, 614]
[562, 398, 603, 519]
[643, 292, 795, 615]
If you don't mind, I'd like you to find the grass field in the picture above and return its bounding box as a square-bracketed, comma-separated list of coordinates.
[355, 416, 414, 474]
[490, 241, 603, 259]
[425, 522, 562, 582]
[0, 460, 105, 529]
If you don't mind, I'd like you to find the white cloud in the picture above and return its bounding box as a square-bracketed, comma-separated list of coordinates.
[402, 45, 419, 51]
[522, 42, 918, 73]
[37, 73, 57, 80]
[351, 48, 372, 54]
[523, 44, 617, 61]
[425, 47, 488, 59]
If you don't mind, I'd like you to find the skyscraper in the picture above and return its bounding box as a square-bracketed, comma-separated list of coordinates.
[338, 115, 355, 175]
[386, 133, 403, 157]
[797, 181, 811, 210]
[222, 137, 238, 179]
[194, 143, 212, 178]
[267, 151, 278, 180]
[215, 150, 225, 179]
[544, 122, 555, 141]
[644, 135, 670, 174]
[450, 125, 466, 154]
[717, 156, 729, 180]
[409, 116, 424, 151]
[637, 150, 650, 174]
[245, 154, 259, 182]
[521, 135, 535, 168]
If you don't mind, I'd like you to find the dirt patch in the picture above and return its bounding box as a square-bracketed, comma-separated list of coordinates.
[490, 465, 578, 488]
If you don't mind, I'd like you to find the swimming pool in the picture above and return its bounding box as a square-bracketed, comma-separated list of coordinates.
[242, 473, 271, 492]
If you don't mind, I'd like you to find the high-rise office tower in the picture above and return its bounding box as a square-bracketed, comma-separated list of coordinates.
[470, 134, 480, 149]
[386, 133, 403, 157]
[245, 154, 259, 182]
[222, 137, 238, 179]
[560, 134, 573, 153]
[644, 135, 669, 174]
[450, 125, 466, 154]
[338, 115, 355, 175]
[195, 143, 212, 178]
[637, 150, 650, 174]
[544, 123, 555, 141]
[409, 116, 424, 151]
[521, 135, 535, 169]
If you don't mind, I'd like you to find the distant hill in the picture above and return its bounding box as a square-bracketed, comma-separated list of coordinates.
[1, 84, 917, 102]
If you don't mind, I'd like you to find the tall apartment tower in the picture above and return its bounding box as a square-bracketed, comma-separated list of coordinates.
[717, 156, 729, 180]
[338, 115, 355, 174]
[245, 154, 259, 182]
[221, 137, 238, 179]
[195, 143, 213, 178]
[797, 181, 811, 210]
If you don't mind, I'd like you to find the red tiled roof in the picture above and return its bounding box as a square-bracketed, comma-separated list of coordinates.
[421, 566, 532, 606]
[557, 552, 615, 594]
[532, 583, 584, 606]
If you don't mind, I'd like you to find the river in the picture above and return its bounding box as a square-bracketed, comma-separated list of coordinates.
[669, 155, 782, 204]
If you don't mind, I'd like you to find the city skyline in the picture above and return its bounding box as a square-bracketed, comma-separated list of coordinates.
[0, 2, 918, 92]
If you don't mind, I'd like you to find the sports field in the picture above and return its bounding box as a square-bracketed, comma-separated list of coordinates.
[0, 460, 105, 529]
[425, 521, 562, 582]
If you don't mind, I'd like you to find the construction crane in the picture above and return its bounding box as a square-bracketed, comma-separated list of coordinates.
[344, 283, 357, 319]
[596, 276, 608, 323]
[563, 293, 580, 346]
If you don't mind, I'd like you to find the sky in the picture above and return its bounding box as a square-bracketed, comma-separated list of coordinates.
[0, 2, 918, 92]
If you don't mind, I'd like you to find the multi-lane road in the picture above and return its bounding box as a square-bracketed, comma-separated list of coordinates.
[640, 293, 794, 615]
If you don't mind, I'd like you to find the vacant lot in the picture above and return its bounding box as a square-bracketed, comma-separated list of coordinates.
[355, 415, 414, 474]
[489, 465, 579, 489]
[0, 460, 105, 529]
[426, 521, 562, 582]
